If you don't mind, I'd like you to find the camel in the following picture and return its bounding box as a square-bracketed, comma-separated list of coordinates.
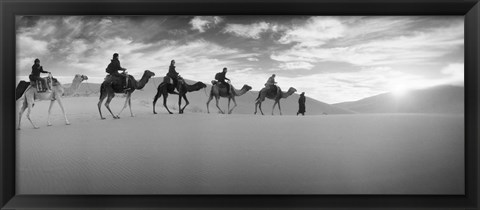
[17, 74, 89, 130]
[153, 76, 207, 114]
[97, 70, 155, 119]
[254, 86, 297, 115]
[206, 81, 252, 114]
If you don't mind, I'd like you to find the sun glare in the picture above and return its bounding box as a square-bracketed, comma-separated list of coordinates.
[392, 86, 410, 97]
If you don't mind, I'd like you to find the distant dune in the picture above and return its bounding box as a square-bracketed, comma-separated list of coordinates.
[334, 85, 464, 114]
[70, 77, 353, 115]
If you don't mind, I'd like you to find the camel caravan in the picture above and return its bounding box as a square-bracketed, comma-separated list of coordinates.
[16, 55, 299, 129]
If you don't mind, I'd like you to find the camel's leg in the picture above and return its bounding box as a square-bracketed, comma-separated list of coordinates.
[47, 100, 55, 126]
[259, 101, 264, 115]
[128, 96, 134, 117]
[153, 90, 162, 114]
[25, 98, 38, 129]
[180, 94, 189, 114]
[117, 93, 130, 117]
[206, 93, 214, 114]
[17, 99, 28, 130]
[254, 98, 260, 115]
[272, 101, 278, 115]
[162, 93, 173, 114]
[178, 93, 183, 114]
[278, 101, 282, 115]
[228, 97, 237, 114]
[254, 94, 265, 115]
[98, 93, 107, 120]
[105, 94, 119, 119]
[182, 94, 190, 114]
[215, 96, 224, 114]
[227, 98, 231, 114]
[56, 97, 70, 125]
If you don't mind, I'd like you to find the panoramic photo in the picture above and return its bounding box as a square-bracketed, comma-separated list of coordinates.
[15, 16, 464, 194]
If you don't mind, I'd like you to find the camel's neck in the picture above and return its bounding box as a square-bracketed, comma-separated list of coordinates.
[281, 90, 295, 98]
[62, 78, 83, 96]
[234, 86, 250, 96]
[133, 74, 150, 90]
[186, 82, 204, 92]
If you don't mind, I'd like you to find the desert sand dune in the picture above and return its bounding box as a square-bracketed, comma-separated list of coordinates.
[16, 96, 464, 194]
[335, 85, 464, 114]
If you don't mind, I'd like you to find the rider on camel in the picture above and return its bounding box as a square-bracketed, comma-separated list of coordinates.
[265, 74, 277, 93]
[215, 67, 231, 95]
[29, 58, 51, 92]
[106, 53, 128, 89]
[166, 60, 180, 87]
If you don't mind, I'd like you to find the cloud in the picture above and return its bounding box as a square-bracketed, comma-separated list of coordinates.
[234, 67, 254, 73]
[16, 34, 49, 73]
[17, 16, 185, 49]
[16, 16, 464, 103]
[279, 62, 314, 70]
[16, 16, 253, 84]
[441, 63, 464, 86]
[338, 17, 418, 46]
[17, 35, 48, 55]
[271, 19, 464, 66]
[223, 53, 261, 60]
[168, 29, 188, 36]
[17, 18, 250, 84]
[278, 16, 346, 47]
[223, 21, 274, 39]
[189, 16, 223, 33]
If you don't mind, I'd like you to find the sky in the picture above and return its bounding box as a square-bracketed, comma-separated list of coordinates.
[16, 16, 464, 104]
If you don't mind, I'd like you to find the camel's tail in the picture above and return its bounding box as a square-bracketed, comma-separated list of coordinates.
[16, 81, 30, 101]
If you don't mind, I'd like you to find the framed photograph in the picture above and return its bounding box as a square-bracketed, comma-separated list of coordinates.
[1, 0, 479, 209]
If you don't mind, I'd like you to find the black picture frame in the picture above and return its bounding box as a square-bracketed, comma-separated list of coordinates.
[1, 0, 479, 209]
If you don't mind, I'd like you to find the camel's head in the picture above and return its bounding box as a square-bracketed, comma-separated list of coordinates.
[197, 82, 207, 89]
[74, 74, 88, 82]
[288, 87, 297, 93]
[242, 85, 252, 91]
[144, 70, 156, 78]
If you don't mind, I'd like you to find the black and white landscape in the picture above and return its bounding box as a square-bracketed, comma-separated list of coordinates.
[16, 16, 464, 194]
